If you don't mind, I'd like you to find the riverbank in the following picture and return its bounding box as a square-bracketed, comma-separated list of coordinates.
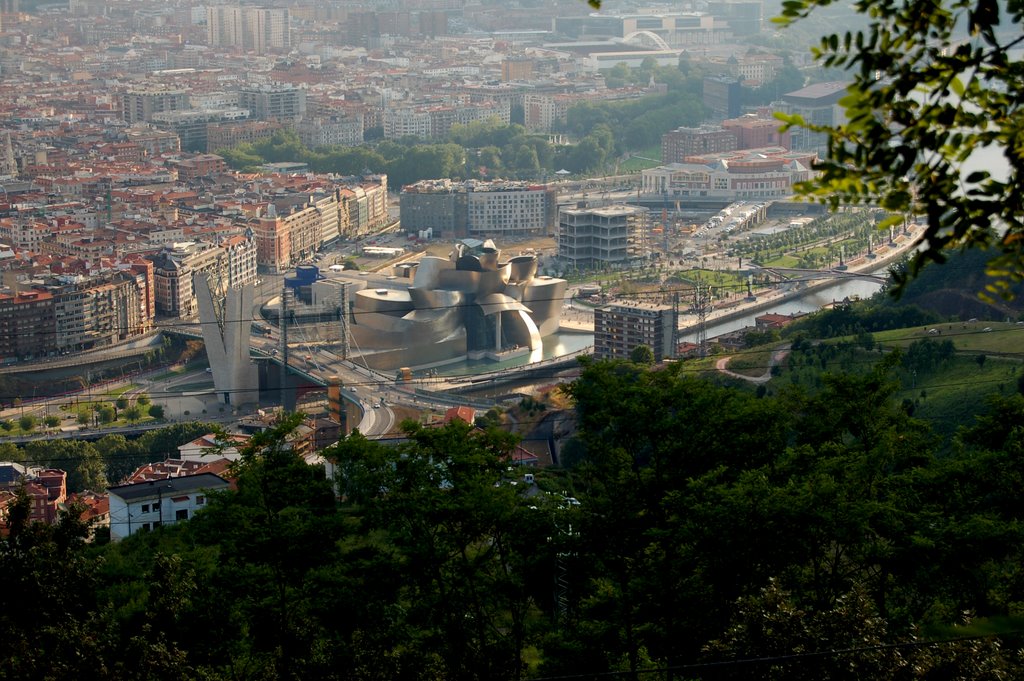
[677, 225, 923, 336]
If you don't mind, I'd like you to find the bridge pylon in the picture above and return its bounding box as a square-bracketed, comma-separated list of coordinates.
[195, 276, 259, 406]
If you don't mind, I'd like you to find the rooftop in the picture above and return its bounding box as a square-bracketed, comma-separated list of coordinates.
[108, 472, 229, 502]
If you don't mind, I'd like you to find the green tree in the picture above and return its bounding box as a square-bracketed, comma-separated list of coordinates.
[25, 439, 107, 492]
[704, 581, 1020, 679]
[776, 0, 1024, 294]
[123, 405, 142, 423]
[513, 144, 540, 174]
[189, 414, 341, 679]
[148, 404, 165, 419]
[327, 421, 553, 680]
[629, 344, 655, 364]
[44, 415, 60, 428]
[98, 405, 116, 424]
[18, 415, 35, 432]
[115, 397, 129, 410]
[0, 496, 107, 678]
[0, 441, 21, 461]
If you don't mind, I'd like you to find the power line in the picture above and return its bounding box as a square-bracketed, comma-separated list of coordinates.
[3, 325, 1020, 406]
[526, 630, 1024, 681]
[0, 254, 1016, 343]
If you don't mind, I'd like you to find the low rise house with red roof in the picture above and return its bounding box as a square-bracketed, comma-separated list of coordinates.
[25, 469, 67, 525]
[176, 432, 248, 462]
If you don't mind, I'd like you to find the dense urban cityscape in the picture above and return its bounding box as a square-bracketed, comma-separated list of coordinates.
[2, 0, 1024, 678]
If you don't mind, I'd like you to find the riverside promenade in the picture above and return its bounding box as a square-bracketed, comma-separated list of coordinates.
[556, 223, 925, 336]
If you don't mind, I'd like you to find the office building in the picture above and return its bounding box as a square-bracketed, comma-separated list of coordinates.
[777, 81, 850, 155]
[557, 204, 648, 270]
[401, 180, 556, 239]
[703, 76, 743, 120]
[707, 0, 763, 36]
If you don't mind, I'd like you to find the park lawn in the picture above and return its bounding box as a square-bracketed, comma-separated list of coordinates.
[802, 245, 831, 259]
[619, 156, 661, 172]
[619, 146, 661, 172]
[675, 268, 747, 290]
[762, 254, 802, 268]
[104, 385, 136, 397]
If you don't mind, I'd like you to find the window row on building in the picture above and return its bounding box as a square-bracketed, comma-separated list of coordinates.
[401, 179, 557, 239]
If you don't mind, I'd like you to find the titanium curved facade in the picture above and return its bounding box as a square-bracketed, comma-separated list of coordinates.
[346, 239, 567, 370]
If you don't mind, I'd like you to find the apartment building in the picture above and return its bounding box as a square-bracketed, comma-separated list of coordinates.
[206, 120, 281, 153]
[466, 182, 552, 238]
[0, 290, 57, 361]
[152, 109, 250, 152]
[124, 127, 181, 156]
[121, 88, 190, 124]
[383, 101, 508, 141]
[661, 125, 738, 164]
[256, 202, 322, 271]
[238, 84, 306, 122]
[149, 237, 257, 318]
[594, 301, 677, 362]
[251, 178, 387, 272]
[207, 6, 290, 54]
[108, 472, 230, 541]
[295, 116, 363, 149]
[57, 272, 147, 346]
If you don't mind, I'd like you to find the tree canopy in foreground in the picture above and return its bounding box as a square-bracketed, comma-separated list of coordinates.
[772, 0, 1024, 296]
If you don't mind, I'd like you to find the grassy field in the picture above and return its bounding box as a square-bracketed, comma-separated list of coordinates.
[782, 323, 1024, 443]
[896, 354, 1021, 441]
[725, 348, 776, 377]
[872, 321, 1024, 355]
[672, 268, 747, 291]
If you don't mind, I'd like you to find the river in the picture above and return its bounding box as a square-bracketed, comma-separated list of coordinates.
[680, 276, 886, 343]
